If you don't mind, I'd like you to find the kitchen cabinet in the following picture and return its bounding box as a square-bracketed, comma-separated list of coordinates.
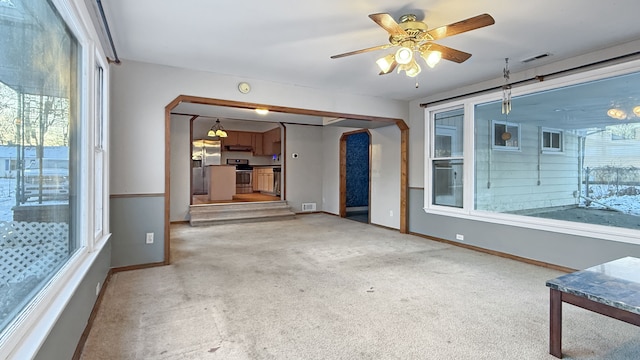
[221, 131, 237, 148]
[222, 131, 253, 150]
[253, 168, 274, 193]
[262, 127, 281, 155]
[252, 133, 264, 156]
[237, 132, 252, 146]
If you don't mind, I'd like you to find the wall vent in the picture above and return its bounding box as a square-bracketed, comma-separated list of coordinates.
[301, 203, 317, 212]
[521, 53, 551, 63]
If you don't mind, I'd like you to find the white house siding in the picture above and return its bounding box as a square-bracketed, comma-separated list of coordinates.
[475, 120, 579, 212]
[584, 130, 640, 169]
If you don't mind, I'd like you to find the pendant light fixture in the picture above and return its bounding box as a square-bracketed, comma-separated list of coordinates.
[207, 119, 228, 138]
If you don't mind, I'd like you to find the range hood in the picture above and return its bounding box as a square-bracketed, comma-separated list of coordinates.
[225, 145, 253, 152]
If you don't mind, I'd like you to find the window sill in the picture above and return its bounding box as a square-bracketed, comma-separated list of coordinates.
[423, 207, 640, 246]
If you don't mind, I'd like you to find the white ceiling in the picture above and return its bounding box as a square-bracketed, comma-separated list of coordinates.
[103, 0, 640, 128]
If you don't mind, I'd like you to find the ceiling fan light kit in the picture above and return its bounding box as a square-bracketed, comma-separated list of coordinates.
[394, 46, 414, 64]
[332, 12, 495, 79]
[376, 54, 396, 74]
[424, 50, 442, 68]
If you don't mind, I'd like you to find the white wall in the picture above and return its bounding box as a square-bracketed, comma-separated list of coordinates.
[170, 114, 191, 221]
[110, 60, 408, 195]
[285, 124, 324, 213]
[321, 126, 350, 215]
[370, 125, 401, 228]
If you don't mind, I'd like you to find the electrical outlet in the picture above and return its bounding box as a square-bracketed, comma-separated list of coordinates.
[389, 210, 393, 217]
[456, 234, 465, 241]
[146, 232, 154, 244]
[96, 282, 101, 296]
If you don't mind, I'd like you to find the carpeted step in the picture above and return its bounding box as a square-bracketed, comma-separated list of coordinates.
[189, 201, 295, 226]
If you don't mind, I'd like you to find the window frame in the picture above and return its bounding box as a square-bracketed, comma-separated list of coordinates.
[93, 56, 109, 245]
[423, 58, 640, 246]
[424, 103, 472, 215]
[0, 0, 111, 357]
[491, 119, 521, 151]
[541, 127, 563, 153]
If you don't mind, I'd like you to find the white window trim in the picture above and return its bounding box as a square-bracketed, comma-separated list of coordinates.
[541, 127, 564, 153]
[0, 0, 111, 357]
[423, 58, 640, 246]
[424, 103, 470, 214]
[491, 119, 521, 151]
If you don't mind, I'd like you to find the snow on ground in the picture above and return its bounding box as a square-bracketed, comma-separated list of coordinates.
[581, 184, 640, 216]
[0, 178, 17, 221]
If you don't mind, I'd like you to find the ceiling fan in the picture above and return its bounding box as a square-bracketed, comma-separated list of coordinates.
[331, 13, 495, 77]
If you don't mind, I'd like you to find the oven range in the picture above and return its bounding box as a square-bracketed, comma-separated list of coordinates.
[227, 159, 253, 194]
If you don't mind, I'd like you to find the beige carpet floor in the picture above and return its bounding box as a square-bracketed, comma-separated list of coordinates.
[80, 214, 640, 359]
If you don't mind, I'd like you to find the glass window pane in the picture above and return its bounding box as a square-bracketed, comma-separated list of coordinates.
[433, 159, 464, 207]
[474, 71, 640, 231]
[0, 0, 79, 336]
[434, 108, 463, 158]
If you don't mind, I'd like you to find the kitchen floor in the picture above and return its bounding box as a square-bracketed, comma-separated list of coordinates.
[192, 192, 280, 205]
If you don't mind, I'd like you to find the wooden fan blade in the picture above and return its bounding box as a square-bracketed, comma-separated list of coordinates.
[426, 14, 495, 41]
[379, 60, 398, 75]
[330, 44, 392, 59]
[369, 13, 407, 37]
[426, 43, 472, 63]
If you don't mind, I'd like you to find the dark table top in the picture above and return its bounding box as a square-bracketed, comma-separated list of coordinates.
[546, 257, 640, 314]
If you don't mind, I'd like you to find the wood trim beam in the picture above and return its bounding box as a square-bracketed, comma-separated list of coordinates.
[398, 122, 408, 233]
[172, 95, 400, 124]
[164, 104, 172, 265]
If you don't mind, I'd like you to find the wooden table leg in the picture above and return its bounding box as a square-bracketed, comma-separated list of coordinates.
[550, 288, 563, 358]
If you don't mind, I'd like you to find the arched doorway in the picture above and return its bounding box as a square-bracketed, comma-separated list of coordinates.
[340, 130, 371, 223]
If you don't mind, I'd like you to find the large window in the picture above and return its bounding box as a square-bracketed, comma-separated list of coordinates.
[0, 0, 81, 344]
[426, 64, 640, 241]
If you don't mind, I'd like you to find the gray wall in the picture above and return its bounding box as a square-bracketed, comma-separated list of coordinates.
[33, 240, 111, 360]
[110, 196, 165, 267]
[284, 124, 324, 213]
[409, 188, 640, 270]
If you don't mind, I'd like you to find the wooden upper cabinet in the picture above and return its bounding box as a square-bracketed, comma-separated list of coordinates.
[221, 128, 279, 154]
[262, 127, 281, 155]
[222, 131, 253, 149]
[237, 132, 252, 147]
[221, 131, 238, 147]
[252, 133, 264, 156]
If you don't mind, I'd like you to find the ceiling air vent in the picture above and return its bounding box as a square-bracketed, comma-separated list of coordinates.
[521, 53, 551, 63]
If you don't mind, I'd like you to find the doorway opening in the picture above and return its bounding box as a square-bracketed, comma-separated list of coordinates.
[165, 95, 409, 265]
[189, 117, 283, 205]
[340, 130, 371, 223]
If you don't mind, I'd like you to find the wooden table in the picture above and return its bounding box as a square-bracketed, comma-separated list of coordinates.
[545, 256, 640, 358]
